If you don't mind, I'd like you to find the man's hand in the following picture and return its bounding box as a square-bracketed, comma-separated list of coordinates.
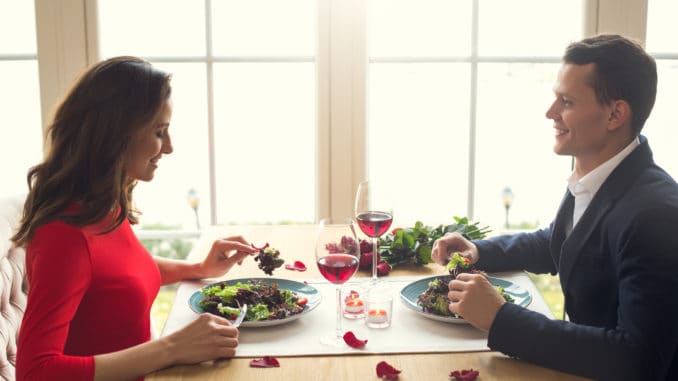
[431, 232, 479, 266]
[447, 272, 505, 332]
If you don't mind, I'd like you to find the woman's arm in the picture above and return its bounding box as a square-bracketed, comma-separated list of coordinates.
[153, 236, 258, 284]
[93, 313, 238, 381]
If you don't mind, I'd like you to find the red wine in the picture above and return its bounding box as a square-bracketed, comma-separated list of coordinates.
[317, 254, 359, 284]
[357, 211, 393, 238]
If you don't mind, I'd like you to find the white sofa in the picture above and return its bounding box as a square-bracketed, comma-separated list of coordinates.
[0, 195, 28, 381]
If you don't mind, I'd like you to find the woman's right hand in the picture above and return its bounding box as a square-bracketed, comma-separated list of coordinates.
[163, 313, 239, 365]
[431, 232, 479, 266]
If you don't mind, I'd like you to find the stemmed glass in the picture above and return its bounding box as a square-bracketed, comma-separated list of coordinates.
[315, 218, 361, 346]
[354, 180, 393, 283]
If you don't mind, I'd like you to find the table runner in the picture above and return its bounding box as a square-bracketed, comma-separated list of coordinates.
[161, 272, 553, 357]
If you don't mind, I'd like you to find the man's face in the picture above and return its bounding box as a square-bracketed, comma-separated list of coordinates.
[545, 63, 614, 171]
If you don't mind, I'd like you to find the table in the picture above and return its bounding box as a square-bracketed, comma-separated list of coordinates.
[146, 225, 590, 381]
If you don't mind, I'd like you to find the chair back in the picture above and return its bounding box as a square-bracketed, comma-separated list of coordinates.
[0, 196, 28, 381]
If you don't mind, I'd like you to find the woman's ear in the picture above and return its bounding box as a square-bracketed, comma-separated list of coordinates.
[607, 99, 632, 132]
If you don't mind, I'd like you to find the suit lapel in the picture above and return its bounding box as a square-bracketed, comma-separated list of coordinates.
[557, 136, 655, 290]
[549, 190, 574, 268]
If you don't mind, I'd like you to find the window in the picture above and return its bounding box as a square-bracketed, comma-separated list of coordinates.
[0, 1, 42, 199]
[367, 0, 582, 230]
[26, 0, 664, 235]
[97, 0, 317, 228]
[645, 0, 678, 179]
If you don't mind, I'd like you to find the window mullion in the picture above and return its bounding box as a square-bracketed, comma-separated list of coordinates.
[325, 0, 366, 222]
[35, 0, 90, 153]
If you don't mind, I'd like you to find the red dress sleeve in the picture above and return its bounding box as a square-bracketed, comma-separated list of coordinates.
[17, 222, 95, 381]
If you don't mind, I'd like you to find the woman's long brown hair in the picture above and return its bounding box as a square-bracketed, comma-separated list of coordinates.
[11, 56, 172, 247]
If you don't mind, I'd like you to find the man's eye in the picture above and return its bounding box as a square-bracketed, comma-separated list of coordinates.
[561, 97, 572, 107]
[156, 131, 165, 138]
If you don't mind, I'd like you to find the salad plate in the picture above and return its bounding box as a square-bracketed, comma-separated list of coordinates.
[189, 277, 321, 328]
[400, 275, 531, 324]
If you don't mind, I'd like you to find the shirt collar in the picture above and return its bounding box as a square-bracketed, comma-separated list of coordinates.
[567, 137, 640, 197]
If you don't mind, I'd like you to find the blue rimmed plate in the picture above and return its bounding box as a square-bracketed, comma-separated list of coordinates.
[189, 277, 321, 328]
[400, 275, 531, 324]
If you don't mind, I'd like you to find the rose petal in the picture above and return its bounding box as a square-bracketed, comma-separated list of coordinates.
[344, 290, 360, 302]
[251, 242, 270, 251]
[285, 260, 307, 271]
[249, 356, 280, 368]
[342, 331, 368, 349]
[449, 369, 479, 381]
[359, 239, 373, 254]
[376, 260, 391, 276]
[376, 361, 401, 379]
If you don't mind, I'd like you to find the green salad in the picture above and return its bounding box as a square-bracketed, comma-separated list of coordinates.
[199, 280, 307, 321]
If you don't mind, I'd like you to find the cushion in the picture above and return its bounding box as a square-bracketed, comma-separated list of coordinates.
[0, 195, 28, 381]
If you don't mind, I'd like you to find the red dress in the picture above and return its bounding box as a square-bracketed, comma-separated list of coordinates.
[17, 216, 161, 381]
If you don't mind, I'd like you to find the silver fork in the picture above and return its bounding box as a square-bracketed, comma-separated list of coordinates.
[232, 304, 247, 327]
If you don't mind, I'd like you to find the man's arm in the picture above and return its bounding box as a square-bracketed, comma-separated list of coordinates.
[486, 208, 678, 380]
[474, 227, 557, 274]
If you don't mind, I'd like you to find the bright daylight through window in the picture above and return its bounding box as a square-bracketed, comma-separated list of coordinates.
[0, 1, 41, 200]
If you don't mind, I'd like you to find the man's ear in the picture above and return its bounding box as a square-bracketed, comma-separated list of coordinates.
[607, 99, 632, 131]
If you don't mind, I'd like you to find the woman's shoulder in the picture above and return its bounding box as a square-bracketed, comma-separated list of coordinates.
[31, 220, 89, 249]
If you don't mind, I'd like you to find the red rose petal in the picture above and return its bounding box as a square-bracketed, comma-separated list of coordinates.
[251, 242, 270, 251]
[342, 331, 368, 349]
[249, 356, 280, 368]
[344, 290, 360, 302]
[376, 361, 401, 379]
[376, 260, 391, 276]
[449, 369, 479, 381]
[285, 260, 307, 271]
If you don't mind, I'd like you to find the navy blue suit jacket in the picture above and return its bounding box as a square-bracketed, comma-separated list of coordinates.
[474, 136, 678, 380]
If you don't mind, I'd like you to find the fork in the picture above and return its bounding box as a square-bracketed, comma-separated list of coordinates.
[232, 304, 247, 327]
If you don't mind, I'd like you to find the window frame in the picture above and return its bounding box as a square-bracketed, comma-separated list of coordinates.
[30, 0, 651, 230]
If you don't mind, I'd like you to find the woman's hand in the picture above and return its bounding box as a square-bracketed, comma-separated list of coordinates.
[163, 313, 240, 364]
[431, 232, 479, 266]
[447, 272, 505, 332]
[199, 236, 258, 279]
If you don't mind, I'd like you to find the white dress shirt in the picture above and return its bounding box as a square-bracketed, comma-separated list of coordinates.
[567, 137, 640, 228]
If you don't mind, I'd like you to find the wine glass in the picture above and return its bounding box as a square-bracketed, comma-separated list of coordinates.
[315, 218, 361, 346]
[354, 180, 393, 283]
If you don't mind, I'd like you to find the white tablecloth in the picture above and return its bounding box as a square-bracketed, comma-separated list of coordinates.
[161, 272, 553, 357]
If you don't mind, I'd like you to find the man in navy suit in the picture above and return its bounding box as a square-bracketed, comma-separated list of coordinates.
[432, 34, 678, 380]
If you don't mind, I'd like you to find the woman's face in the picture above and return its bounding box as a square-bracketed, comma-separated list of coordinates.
[124, 98, 173, 182]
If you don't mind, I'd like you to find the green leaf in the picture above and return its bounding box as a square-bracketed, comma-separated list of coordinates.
[377, 217, 489, 269]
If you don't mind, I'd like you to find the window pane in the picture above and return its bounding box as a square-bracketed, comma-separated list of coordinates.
[644, 61, 678, 179]
[97, 0, 206, 57]
[478, 0, 582, 57]
[368, 63, 471, 226]
[0, 0, 36, 54]
[368, 0, 472, 57]
[475, 63, 571, 229]
[133, 63, 211, 229]
[212, 63, 315, 224]
[0, 61, 43, 198]
[646, 0, 678, 54]
[211, 0, 316, 56]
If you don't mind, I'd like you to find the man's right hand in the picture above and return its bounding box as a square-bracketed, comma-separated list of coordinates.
[431, 232, 479, 266]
